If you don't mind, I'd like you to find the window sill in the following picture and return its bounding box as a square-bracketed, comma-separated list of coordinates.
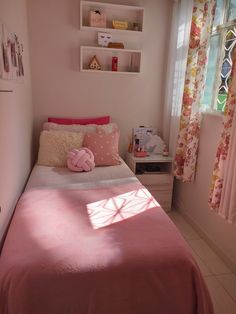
[202, 110, 223, 118]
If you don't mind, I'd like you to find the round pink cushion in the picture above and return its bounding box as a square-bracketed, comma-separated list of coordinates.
[67, 148, 95, 172]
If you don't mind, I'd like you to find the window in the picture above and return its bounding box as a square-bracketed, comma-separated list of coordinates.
[201, 0, 236, 112]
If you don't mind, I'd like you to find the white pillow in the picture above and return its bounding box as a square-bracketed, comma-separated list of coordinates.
[37, 130, 84, 167]
[43, 122, 117, 134]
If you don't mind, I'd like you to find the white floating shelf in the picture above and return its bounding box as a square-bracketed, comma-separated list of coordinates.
[80, 46, 142, 74]
[80, 1, 144, 33]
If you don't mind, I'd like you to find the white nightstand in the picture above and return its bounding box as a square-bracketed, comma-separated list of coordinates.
[126, 153, 174, 212]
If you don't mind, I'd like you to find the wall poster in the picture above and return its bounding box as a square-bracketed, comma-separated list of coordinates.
[0, 23, 24, 80]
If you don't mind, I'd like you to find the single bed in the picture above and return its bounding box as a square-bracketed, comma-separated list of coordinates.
[0, 160, 214, 314]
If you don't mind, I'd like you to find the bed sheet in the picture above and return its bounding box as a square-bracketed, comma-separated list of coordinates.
[25, 159, 137, 191]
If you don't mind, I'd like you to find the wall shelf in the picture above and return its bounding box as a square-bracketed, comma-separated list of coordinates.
[80, 46, 142, 74]
[80, 1, 144, 33]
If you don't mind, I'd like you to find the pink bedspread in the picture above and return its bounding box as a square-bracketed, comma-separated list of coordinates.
[0, 181, 214, 314]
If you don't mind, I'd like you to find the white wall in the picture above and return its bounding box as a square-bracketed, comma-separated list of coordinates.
[173, 114, 236, 271]
[0, 0, 33, 241]
[27, 0, 173, 157]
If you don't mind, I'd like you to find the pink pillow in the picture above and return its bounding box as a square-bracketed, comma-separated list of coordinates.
[67, 148, 95, 172]
[83, 130, 121, 166]
[48, 116, 110, 125]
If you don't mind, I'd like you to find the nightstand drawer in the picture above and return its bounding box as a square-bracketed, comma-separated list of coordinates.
[125, 153, 174, 212]
[136, 173, 173, 186]
[147, 188, 172, 211]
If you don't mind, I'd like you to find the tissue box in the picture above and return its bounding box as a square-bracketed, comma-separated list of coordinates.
[89, 11, 106, 28]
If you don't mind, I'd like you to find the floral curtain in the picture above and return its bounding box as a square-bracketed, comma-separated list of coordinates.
[174, 0, 216, 182]
[208, 49, 236, 223]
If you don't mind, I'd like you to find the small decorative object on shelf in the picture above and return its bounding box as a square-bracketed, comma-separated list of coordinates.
[128, 134, 133, 153]
[132, 22, 139, 31]
[145, 134, 165, 154]
[133, 127, 157, 152]
[129, 54, 134, 72]
[162, 145, 169, 157]
[112, 56, 118, 71]
[112, 20, 128, 30]
[134, 150, 149, 158]
[107, 42, 124, 49]
[98, 32, 112, 47]
[134, 146, 149, 158]
[89, 9, 106, 28]
[88, 55, 101, 70]
[134, 137, 140, 152]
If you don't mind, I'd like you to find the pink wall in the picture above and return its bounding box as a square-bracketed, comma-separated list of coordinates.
[27, 0, 173, 157]
[173, 114, 236, 271]
[0, 0, 33, 241]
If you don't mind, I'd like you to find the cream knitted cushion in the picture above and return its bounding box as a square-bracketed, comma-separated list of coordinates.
[38, 130, 84, 167]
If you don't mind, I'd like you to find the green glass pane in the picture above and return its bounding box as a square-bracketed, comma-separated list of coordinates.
[229, 0, 236, 21]
[201, 35, 220, 111]
[217, 94, 227, 111]
[213, 0, 225, 27]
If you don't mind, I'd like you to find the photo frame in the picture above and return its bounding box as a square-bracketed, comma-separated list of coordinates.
[0, 23, 24, 81]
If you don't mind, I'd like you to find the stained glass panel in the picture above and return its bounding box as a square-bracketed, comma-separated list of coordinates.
[217, 27, 236, 111]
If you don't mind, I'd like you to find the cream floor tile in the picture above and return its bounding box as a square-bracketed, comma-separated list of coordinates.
[205, 276, 236, 314]
[188, 239, 232, 275]
[188, 246, 212, 277]
[169, 211, 236, 313]
[168, 211, 200, 241]
[216, 274, 236, 302]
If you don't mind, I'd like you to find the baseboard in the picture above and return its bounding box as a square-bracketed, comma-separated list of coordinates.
[173, 200, 236, 274]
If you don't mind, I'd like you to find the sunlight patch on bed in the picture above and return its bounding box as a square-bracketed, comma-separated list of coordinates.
[87, 188, 160, 229]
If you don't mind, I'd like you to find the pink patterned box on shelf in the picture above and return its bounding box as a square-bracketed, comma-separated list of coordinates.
[89, 11, 106, 28]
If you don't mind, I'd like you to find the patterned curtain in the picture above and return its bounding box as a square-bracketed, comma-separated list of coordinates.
[208, 49, 236, 222]
[174, 0, 216, 182]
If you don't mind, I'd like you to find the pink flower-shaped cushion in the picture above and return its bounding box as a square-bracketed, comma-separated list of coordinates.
[67, 148, 95, 172]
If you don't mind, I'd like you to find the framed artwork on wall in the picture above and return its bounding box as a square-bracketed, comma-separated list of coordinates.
[0, 23, 24, 80]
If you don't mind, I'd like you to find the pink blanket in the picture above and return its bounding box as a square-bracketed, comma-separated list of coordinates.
[0, 181, 214, 314]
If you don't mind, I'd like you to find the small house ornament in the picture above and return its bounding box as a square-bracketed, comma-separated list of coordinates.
[88, 55, 101, 70]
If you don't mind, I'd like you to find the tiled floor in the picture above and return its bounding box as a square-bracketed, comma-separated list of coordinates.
[168, 211, 236, 314]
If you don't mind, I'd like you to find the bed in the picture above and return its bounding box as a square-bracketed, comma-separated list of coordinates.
[0, 160, 214, 314]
